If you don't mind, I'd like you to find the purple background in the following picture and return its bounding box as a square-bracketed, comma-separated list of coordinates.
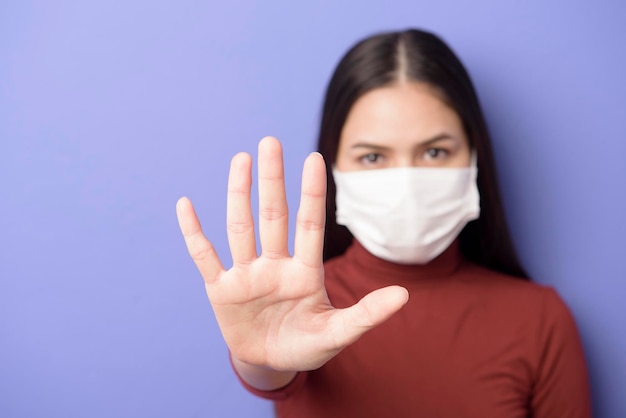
[1, 1, 624, 417]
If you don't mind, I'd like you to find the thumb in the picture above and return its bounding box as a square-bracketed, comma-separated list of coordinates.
[329, 285, 409, 349]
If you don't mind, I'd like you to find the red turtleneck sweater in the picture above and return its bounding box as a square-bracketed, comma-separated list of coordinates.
[236, 240, 591, 417]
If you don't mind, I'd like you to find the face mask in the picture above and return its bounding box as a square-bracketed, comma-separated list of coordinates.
[332, 159, 480, 264]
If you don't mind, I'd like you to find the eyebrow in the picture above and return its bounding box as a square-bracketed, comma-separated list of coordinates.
[349, 133, 456, 151]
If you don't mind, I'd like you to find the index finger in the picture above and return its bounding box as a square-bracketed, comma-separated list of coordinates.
[293, 152, 327, 268]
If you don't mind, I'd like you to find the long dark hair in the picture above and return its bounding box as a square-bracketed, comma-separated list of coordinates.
[317, 28, 528, 279]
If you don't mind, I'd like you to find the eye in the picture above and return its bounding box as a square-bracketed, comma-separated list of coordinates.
[358, 153, 384, 166]
[424, 148, 449, 160]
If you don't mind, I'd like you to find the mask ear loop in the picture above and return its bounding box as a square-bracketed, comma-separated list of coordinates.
[470, 149, 478, 170]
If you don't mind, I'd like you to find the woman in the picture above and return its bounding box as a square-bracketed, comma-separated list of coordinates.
[176, 29, 591, 417]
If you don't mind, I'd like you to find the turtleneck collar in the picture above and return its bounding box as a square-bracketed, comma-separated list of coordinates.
[342, 238, 464, 286]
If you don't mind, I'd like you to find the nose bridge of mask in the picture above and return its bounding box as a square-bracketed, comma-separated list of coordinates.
[334, 166, 473, 210]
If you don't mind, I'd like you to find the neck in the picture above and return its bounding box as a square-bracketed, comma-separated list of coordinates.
[344, 238, 464, 286]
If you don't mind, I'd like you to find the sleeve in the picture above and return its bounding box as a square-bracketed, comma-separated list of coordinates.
[531, 288, 592, 418]
[228, 354, 308, 401]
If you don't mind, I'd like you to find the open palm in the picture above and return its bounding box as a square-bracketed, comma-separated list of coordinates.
[176, 137, 408, 373]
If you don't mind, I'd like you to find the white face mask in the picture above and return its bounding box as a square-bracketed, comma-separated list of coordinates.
[332, 159, 480, 264]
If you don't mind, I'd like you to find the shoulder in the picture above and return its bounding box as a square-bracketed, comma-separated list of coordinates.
[457, 262, 560, 303]
[452, 262, 580, 333]
[460, 266, 591, 415]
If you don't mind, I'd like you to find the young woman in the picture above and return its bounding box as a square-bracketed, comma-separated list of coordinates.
[176, 29, 591, 417]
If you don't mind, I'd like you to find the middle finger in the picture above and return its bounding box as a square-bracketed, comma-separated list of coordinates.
[258, 136, 289, 258]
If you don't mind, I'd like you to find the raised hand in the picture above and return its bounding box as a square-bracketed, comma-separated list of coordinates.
[176, 137, 408, 381]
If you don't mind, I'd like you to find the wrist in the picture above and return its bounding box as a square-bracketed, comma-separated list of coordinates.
[230, 354, 298, 391]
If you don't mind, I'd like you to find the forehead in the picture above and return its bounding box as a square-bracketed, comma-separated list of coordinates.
[339, 82, 465, 148]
